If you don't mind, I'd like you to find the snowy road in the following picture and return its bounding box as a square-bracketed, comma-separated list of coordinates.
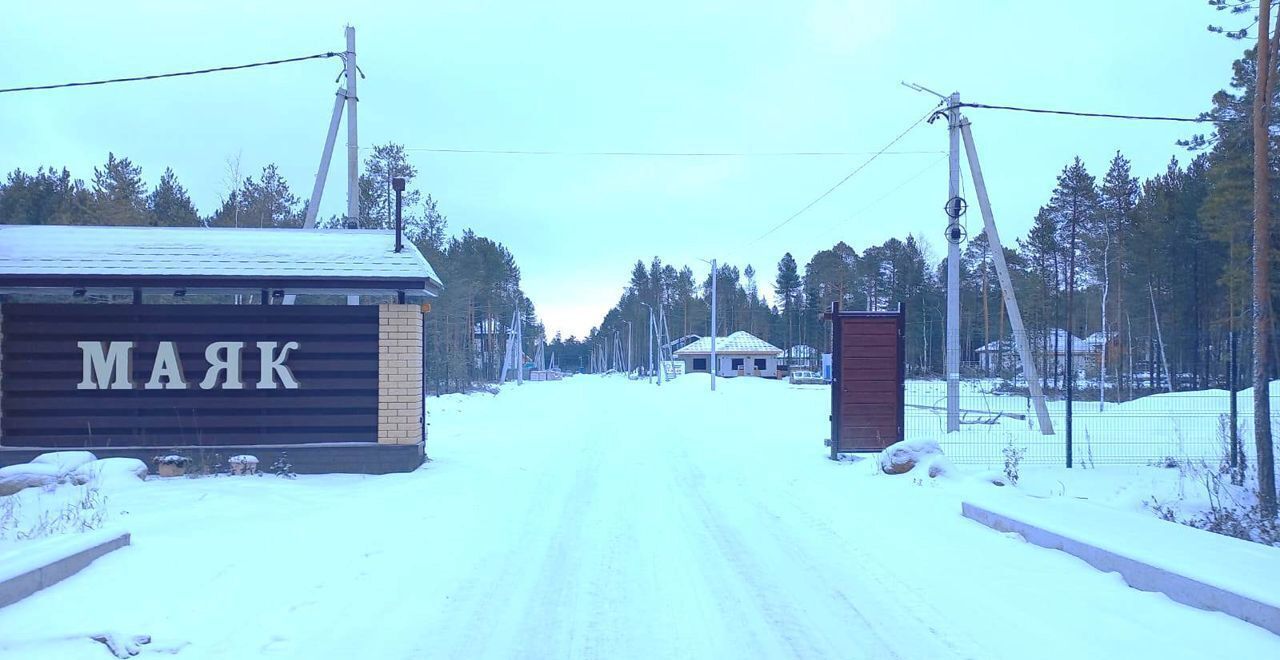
[2, 375, 1278, 658]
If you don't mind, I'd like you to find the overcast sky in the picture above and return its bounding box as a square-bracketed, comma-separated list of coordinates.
[0, 1, 1249, 338]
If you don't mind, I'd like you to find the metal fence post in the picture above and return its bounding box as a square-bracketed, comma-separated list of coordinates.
[1066, 331, 1074, 469]
[1230, 329, 1239, 469]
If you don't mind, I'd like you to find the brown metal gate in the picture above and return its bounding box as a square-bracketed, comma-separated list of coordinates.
[825, 302, 905, 457]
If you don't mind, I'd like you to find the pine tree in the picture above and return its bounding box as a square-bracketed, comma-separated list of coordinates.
[147, 168, 201, 227]
[774, 253, 802, 349]
[234, 164, 302, 228]
[1097, 152, 1140, 398]
[356, 143, 423, 236]
[1048, 157, 1100, 398]
[90, 153, 147, 225]
[0, 167, 90, 225]
[420, 194, 448, 252]
[1021, 206, 1061, 388]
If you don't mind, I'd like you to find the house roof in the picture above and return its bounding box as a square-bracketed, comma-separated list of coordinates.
[0, 225, 442, 296]
[975, 329, 1090, 354]
[674, 331, 782, 356]
[1084, 331, 1117, 348]
[974, 338, 1015, 353]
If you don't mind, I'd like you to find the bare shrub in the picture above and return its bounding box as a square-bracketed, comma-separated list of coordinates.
[0, 486, 109, 542]
[1002, 443, 1025, 486]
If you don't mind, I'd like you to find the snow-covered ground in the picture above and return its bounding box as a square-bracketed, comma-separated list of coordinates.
[905, 378, 1279, 466]
[0, 374, 1278, 658]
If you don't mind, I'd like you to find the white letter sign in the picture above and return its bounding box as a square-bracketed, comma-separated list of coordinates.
[256, 341, 300, 389]
[145, 341, 188, 390]
[77, 341, 134, 390]
[200, 341, 245, 390]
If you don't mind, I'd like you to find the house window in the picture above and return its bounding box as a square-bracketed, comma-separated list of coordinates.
[692, 358, 707, 371]
[731, 358, 744, 371]
[754, 358, 767, 371]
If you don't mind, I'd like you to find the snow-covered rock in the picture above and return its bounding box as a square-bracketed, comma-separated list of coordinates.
[0, 463, 63, 495]
[878, 439, 943, 475]
[921, 454, 956, 479]
[30, 451, 98, 475]
[71, 458, 148, 487]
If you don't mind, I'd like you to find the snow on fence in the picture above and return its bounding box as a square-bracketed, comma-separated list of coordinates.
[905, 378, 1279, 467]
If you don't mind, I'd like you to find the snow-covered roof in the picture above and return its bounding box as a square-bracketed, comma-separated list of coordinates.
[974, 338, 1015, 353]
[674, 331, 782, 356]
[1046, 329, 1091, 353]
[1085, 331, 1117, 348]
[975, 330, 1091, 354]
[0, 225, 442, 295]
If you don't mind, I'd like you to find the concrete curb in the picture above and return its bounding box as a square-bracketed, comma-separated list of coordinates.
[0, 530, 131, 610]
[961, 501, 1280, 636]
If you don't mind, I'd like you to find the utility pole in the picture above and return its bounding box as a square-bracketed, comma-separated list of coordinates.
[622, 320, 633, 374]
[710, 258, 718, 391]
[646, 304, 655, 384]
[945, 92, 962, 432]
[295, 27, 359, 308]
[959, 118, 1054, 434]
[653, 311, 662, 387]
[304, 89, 345, 228]
[516, 310, 524, 385]
[304, 27, 359, 229]
[345, 25, 359, 224]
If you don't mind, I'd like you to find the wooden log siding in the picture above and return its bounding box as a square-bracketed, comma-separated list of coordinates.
[0, 304, 379, 447]
[828, 303, 905, 457]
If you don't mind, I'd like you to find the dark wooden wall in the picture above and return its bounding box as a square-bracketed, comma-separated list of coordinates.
[1, 304, 379, 448]
[828, 304, 905, 456]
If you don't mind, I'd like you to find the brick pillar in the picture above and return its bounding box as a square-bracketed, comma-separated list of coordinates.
[378, 303, 423, 445]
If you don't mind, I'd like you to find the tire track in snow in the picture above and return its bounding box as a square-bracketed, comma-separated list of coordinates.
[664, 434, 984, 659]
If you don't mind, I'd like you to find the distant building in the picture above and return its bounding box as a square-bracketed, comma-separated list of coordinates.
[973, 338, 1017, 375]
[780, 344, 820, 371]
[673, 331, 783, 378]
[974, 329, 1103, 376]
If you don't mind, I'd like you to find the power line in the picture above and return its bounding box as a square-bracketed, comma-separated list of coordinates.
[0, 52, 342, 94]
[750, 107, 936, 244]
[822, 153, 949, 238]
[372, 147, 945, 157]
[955, 101, 1215, 123]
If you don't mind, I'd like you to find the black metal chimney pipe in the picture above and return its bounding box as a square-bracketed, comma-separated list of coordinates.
[392, 176, 406, 253]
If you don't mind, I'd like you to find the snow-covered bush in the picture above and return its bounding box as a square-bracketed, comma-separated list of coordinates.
[1002, 443, 1026, 486]
[1147, 435, 1280, 547]
[31, 451, 97, 474]
[71, 458, 148, 487]
[182, 449, 228, 477]
[0, 485, 108, 541]
[270, 452, 296, 479]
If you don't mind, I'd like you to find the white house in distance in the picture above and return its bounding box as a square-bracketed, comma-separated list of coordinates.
[674, 331, 783, 378]
[974, 329, 1110, 376]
